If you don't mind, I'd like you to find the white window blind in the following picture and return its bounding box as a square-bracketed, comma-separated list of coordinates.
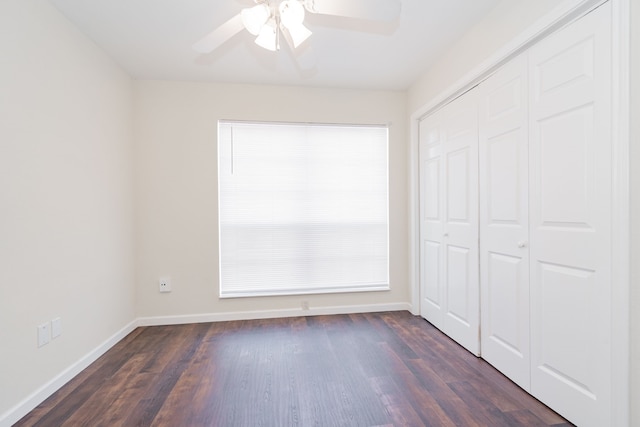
[218, 120, 389, 297]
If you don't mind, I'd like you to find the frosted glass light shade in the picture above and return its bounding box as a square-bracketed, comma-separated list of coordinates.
[279, 0, 305, 27]
[284, 23, 311, 48]
[280, 1, 311, 49]
[241, 4, 270, 36]
[255, 20, 278, 51]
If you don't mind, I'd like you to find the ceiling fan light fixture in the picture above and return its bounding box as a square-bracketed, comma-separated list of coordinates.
[193, 0, 403, 56]
[241, 4, 270, 36]
[255, 19, 278, 51]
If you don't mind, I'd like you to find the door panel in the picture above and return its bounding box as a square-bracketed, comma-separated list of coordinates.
[446, 244, 471, 325]
[538, 106, 594, 227]
[420, 88, 479, 355]
[423, 159, 440, 220]
[529, 4, 611, 426]
[487, 131, 520, 222]
[479, 53, 530, 389]
[447, 148, 470, 222]
[423, 240, 441, 309]
[538, 261, 595, 395]
[486, 252, 525, 355]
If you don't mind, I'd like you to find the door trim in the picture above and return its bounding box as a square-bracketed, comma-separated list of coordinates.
[609, 0, 630, 425]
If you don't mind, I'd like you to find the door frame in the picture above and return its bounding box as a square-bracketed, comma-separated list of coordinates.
[408, 0, 630, 424]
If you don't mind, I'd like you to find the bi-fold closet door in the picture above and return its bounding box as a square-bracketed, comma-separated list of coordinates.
[419, 3, 613, 426]
[419, 88, 480, 356]
[526, 4, 612, 425]
[478, 52, 530, 391]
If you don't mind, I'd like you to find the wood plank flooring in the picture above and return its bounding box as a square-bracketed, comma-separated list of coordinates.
[15, 311, 572, 426]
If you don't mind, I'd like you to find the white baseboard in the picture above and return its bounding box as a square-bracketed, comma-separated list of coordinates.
[137, 302, 413, 326]
[1, 303, 412, 427]
[0, 320, 138, 427]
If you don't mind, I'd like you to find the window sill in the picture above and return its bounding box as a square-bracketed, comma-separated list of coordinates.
[219, 283, 390, 299]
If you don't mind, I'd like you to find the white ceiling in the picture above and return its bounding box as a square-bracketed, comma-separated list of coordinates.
[48, 0, 501, 91]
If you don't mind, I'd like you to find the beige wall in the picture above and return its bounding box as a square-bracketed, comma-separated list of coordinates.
[408, 0, 563, 113]
[0, 0, 134, 420]
[134, 81, 409, 319]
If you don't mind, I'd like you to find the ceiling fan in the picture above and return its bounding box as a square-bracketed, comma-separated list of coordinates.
[193, 0, 402, 54]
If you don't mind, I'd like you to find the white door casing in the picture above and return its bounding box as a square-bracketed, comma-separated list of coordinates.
[419, 89, 480, 356]
[478, 53, 531, 390]
[528, 3, 612, 426]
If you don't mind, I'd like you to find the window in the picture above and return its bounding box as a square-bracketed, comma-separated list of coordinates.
[218, 120, 389, 297]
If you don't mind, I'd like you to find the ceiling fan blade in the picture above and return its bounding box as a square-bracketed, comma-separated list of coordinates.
[303, 0, 401, 21]
[193, 14, 245, 54]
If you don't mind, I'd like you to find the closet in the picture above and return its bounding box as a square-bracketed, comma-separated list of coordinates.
[418, 3, 612, 426]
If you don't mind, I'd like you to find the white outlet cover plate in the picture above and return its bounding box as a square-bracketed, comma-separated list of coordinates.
[159, 276, 172, 293]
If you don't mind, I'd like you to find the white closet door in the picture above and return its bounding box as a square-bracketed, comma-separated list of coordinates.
[419, 111, 445, 329]
[529, 3, 612, 426]
[419, 89, 480, 355]
[479, 54, 530, 389]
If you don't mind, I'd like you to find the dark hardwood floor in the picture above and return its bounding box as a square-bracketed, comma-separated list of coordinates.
[16, 311, 572, 426]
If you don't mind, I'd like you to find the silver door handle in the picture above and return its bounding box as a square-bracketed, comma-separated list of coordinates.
[517, 241, 528, 248]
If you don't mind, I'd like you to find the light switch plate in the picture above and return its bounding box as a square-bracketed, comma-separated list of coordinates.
[37, 323, 50, 347]
[52, 317, 62, 339]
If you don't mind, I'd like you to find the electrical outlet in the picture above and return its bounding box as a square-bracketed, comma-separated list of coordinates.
[52, 317, 62, 339]
[159, 277, 172, 293]
[37, 323, 50, 347]
[301, 301, 309, 311]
